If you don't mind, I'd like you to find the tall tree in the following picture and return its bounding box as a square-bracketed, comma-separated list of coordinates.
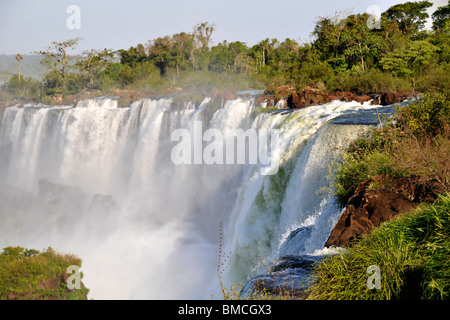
[432, 1, 450, 31]
[312, 12, 352, 72]
[341, 14, 383, 70]
[382, 1, 433, 36]
[194, 22, 215, 50]
[147, 36, 174, 75]
[170, 32, 195, 75]
[209, 41, 234, 72]
[76, 48, 114, 88]
[380, 40, 440, 76]
[118, 45, 147, 67]
[36, 37, 82, 93]
[258, 38, 270, 67]
[15, 54, 23, 82]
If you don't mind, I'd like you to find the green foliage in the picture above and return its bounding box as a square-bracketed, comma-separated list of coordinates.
[341, 14, 383, 70]
[380, 40, 440, 76]
[395, 92, 450, 136]
[76, 48, 115, 89]
[330, 68, 411, 93]
[35, 37, 82, 94]
[1, 74, 42, 101]
[333, 92, 450, 206]
[1, 3, 449, 104]
[307, 193, 450, 300]
[382, 1, 433, 36]
[299, 60, 334, 86]
[432, 1, 450, 31]
[333, 149, 409, 205]
[118, 43, 147, 67]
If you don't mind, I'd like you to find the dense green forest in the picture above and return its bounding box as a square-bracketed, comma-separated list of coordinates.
[1, 0, 449, 104]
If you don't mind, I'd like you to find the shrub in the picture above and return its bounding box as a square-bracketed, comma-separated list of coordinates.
[415, 62, 450, 95]
[0, 246, 89, 300]
[395, 92, 450, 136]
[1, 74, 42, 101]
[330, 68, 411, 93]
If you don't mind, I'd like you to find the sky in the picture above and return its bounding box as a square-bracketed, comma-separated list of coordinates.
[0, 0, 447, 55]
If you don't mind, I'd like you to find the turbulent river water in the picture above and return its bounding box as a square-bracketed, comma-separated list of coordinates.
[0, 95, 395, 299]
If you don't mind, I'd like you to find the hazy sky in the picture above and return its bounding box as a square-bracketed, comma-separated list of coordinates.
[0, 0, 446, 55]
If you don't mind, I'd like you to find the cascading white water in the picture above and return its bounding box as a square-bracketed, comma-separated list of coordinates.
[0, 96, 384, 299]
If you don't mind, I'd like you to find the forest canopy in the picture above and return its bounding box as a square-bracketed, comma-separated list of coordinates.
[1, 1, 449, 103]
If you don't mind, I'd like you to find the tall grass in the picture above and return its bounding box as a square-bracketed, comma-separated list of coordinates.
[306, 193, 450, 300]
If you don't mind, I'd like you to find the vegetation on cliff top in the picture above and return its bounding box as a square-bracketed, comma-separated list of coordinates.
[0, 246, 89, 300]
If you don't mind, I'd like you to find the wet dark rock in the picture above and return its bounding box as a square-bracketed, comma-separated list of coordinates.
[240, 254, 327, 299]
[278, 226, 312, 257]
[270, 255, 322, 273]
[241, 270, 311, 299]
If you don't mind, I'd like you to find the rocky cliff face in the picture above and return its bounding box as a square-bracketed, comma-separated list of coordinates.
[325, 175, 443, 248]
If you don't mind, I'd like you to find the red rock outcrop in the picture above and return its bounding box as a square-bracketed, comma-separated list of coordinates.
[325, 175, 443, 248]
[287, 87, 330, 108]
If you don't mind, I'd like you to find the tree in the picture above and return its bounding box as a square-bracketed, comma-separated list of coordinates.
[432, 1, 450, 31]
[378, 16, 410, 55]
[227, 42, 253, 73]
[312, 14, 347, 61]
[258, 38, 270, 67]
[15, 54, 23, 82]
[36, 37, 82, 93]
[118, 44, 147, 67]
[170, 32, 195, 75]
[341, 14, 383, 70]
[312, 13, 383, 72]
[380, 40, 440, 76]
[233, 52, 254, 74]
[209, 41, 234, 72]
[194, 22, 215, 50]
[382, 1, 433, 36]
[147, 36, 174, 76]
[257, 38, 280, 74]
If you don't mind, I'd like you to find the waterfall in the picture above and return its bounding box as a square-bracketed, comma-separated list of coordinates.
[0, 96, 388, 299]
